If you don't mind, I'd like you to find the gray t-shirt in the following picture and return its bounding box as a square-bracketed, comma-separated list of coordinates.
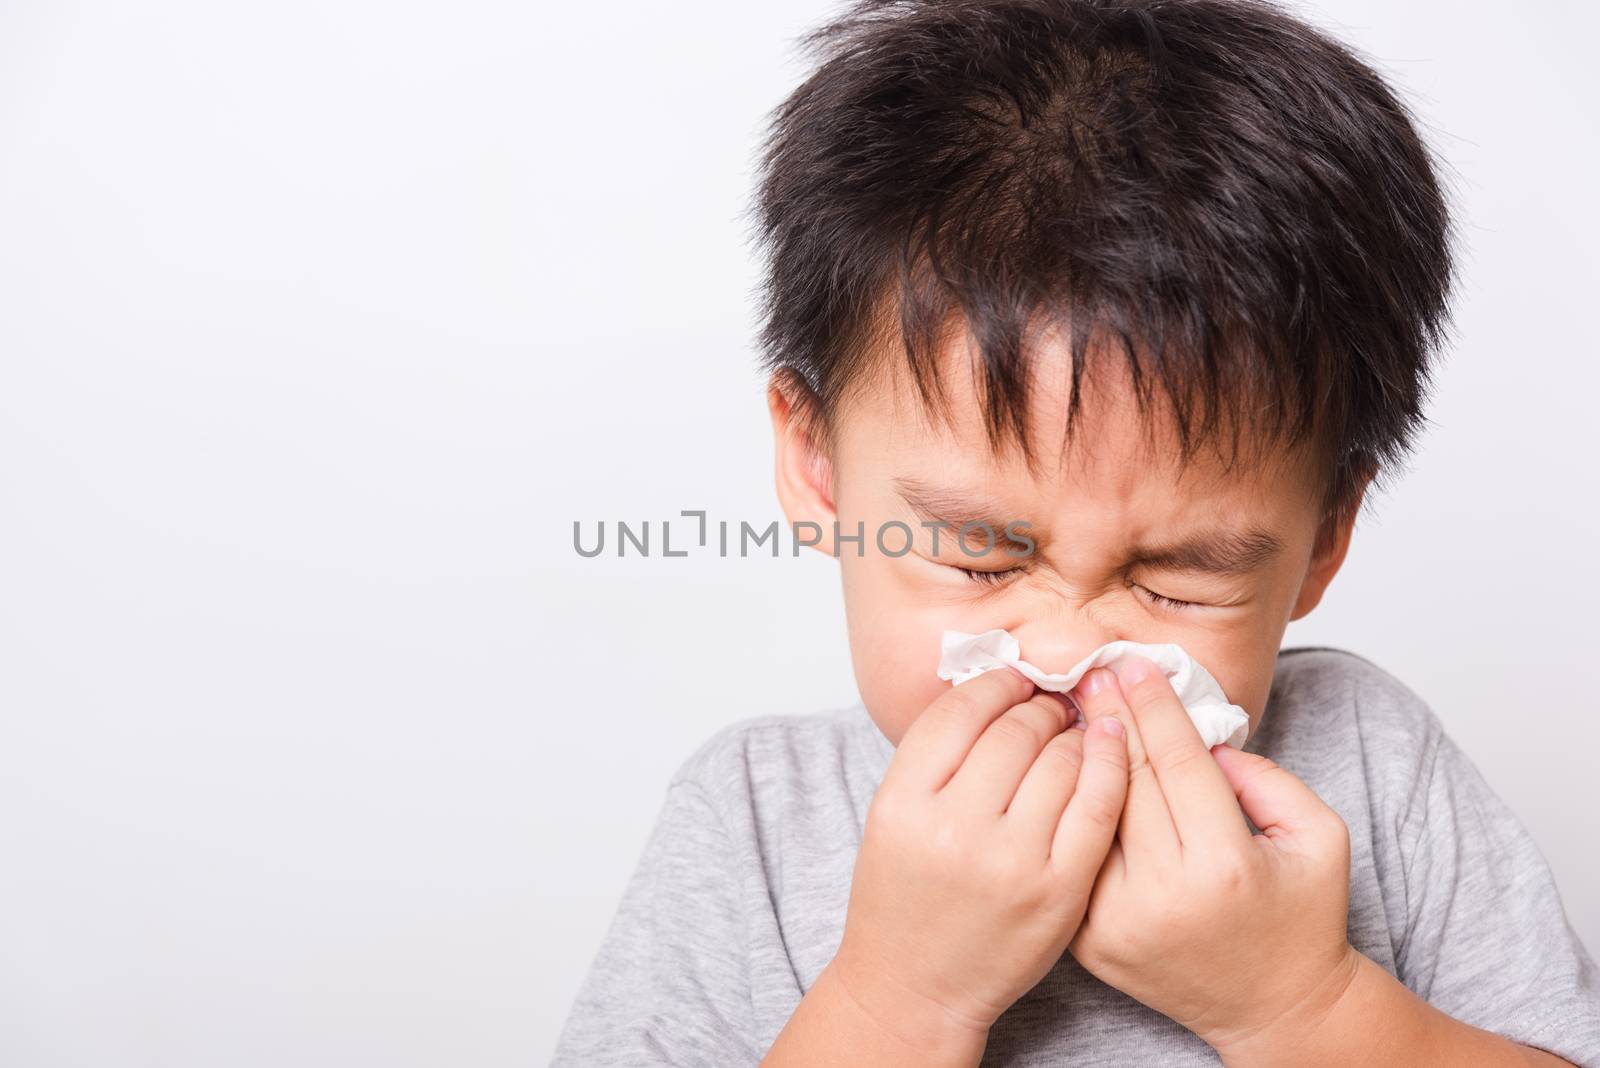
[551, 647, 1600, 1065]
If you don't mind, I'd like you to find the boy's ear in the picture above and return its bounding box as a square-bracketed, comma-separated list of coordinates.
[768, 372, 838, 556]
[1288, 466, 1372, 622]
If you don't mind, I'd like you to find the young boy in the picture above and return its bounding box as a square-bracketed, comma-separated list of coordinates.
[552, 0, 1600, 1063]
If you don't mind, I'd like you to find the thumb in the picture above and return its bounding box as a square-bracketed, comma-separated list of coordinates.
[1209, 745, 1331, 842]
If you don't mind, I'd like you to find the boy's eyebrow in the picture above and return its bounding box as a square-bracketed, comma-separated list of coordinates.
[1128, 526, 1285, 576]
[892, 477, 1020, 535]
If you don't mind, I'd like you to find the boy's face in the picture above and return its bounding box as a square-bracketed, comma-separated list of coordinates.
[770, 325, 1361, 747]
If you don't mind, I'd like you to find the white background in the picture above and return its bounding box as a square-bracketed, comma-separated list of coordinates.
[1, 1, 1595, 1064]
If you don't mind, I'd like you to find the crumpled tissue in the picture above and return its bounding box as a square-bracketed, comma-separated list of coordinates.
[936, 628, 1250, 749]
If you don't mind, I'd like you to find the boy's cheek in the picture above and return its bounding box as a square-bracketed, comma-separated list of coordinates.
[846, 613, 960, 748]
[840, 560, 971, 746]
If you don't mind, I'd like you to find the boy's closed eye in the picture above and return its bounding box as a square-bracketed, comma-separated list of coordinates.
[950, 564, 1212, 610]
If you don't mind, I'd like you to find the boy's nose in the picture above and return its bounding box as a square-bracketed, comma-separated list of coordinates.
[1004, 627, 1120, 728]
[1007, 628, 1119, 680]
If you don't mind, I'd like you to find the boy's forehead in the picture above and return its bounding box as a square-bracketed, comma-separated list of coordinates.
[833, 321, 1323, 521]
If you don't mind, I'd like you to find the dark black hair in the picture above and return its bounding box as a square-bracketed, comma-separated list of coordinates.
[748, 0, 1456, 543]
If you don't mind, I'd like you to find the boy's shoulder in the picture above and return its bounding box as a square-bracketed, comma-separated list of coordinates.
[664, 702, 888, 817]
[1261, 644, 1463, 827]
[1267, 644, 1446, 744]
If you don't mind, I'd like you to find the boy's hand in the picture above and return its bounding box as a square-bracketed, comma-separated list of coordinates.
[830, 666, 1130, 1049]
[1066, 655, 1359, 1058]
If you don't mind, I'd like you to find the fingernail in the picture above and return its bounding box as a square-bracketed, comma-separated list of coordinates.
[1100, 715, 1125, 738]
[1113, 655, 1156, 685]
[1077, 668, 1111, 696]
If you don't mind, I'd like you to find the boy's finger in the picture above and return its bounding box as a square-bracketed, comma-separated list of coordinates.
[1049, 715, 1129, 894]
[888, 666, 1037, 795]
[1005, 723, 1085, 856]
[1210, 746, 1337, 847]
[947, 689, 1077, 813]
[1070, 668, 1179, 863]
[1108, 654, 1252, 853]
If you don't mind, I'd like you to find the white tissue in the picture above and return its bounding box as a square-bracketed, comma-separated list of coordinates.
[936, 629, 1250, 749]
